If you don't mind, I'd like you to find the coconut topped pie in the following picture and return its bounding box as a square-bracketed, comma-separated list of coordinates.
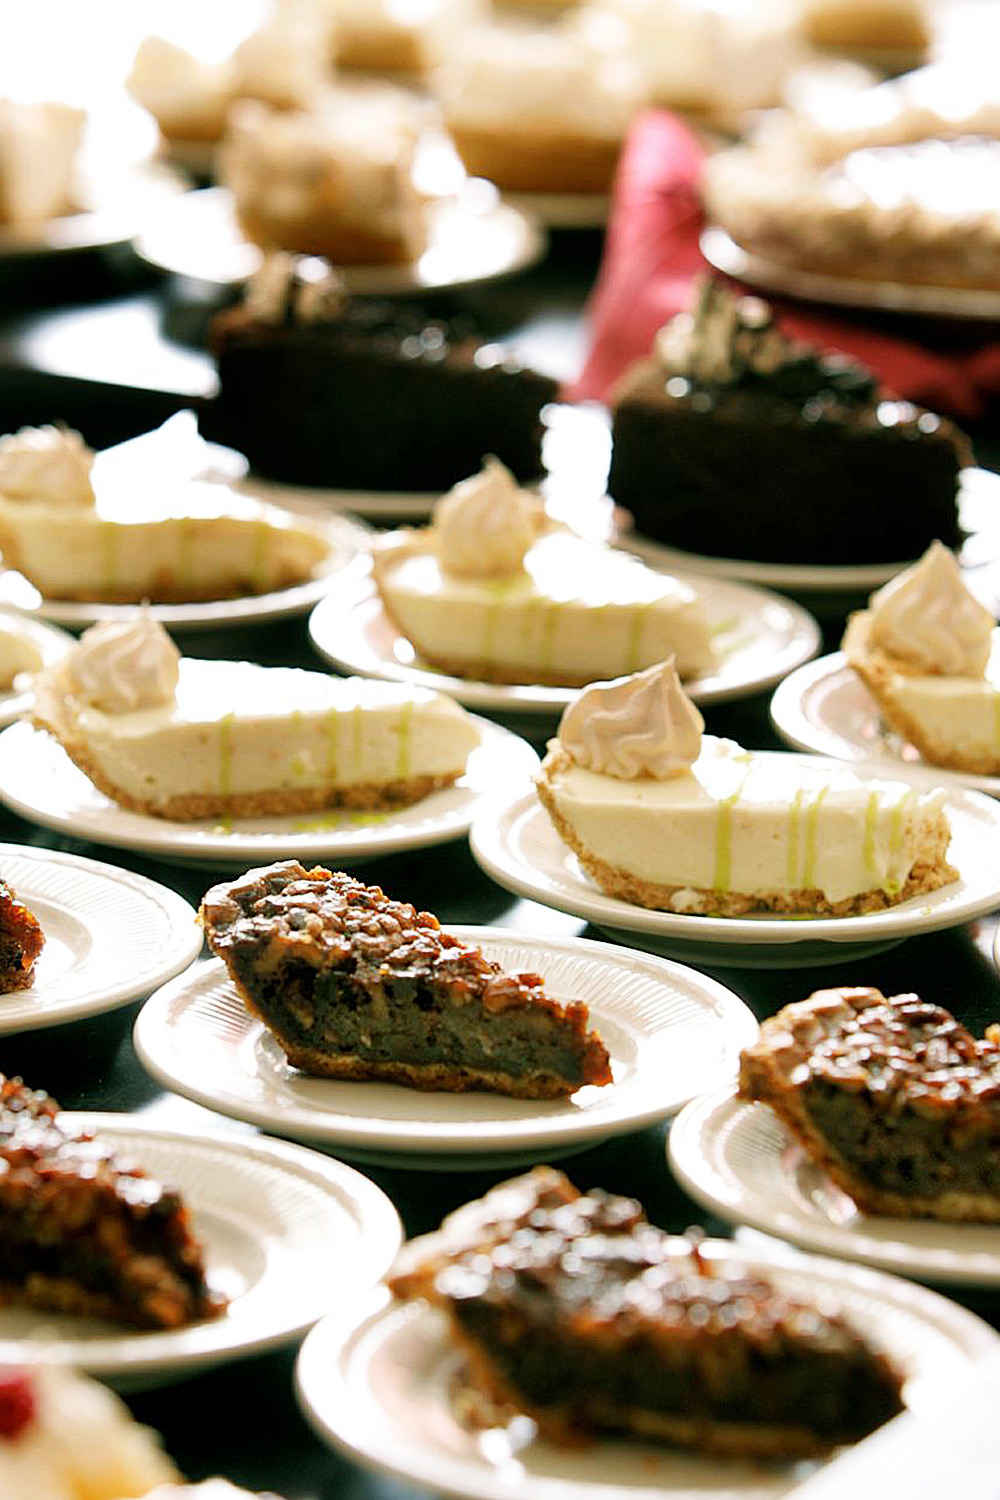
[33, 614, 480, 821]
[0, 424, 331, 603]
[740, 987, 1000, 1222]
[843, 543, 1000, 775]
[373, 458, 715, 686]
[388, 1167, 905, 1457]
[536, 658, 957, 915]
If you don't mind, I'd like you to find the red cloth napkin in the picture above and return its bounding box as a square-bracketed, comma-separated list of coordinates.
[569, 110, 1000, 425]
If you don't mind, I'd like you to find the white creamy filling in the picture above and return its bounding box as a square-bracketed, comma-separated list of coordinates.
[0, 493, 328, 596]
[74, 661, 479, 801]
[382, 534, 715, 678]
[546, 737, 947, 904]
[882, 664, 1000, 763]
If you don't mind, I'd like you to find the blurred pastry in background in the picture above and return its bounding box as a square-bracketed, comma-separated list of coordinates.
[577, 0, 803, 127]
[435, 22, 642, 192]
[799, 0, 929, 62]
[219, 88, 426, 262]
[704, 132, 1000, 290]
[0, 99, 85, 227]
[0, 1363, 179, 1498]
[127, 7, 328, 150]
[304, 0, 487, 74]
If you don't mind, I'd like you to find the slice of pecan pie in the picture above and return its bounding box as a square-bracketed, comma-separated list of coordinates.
[0, 880, 44, 993]
[739, 987, 1000, 1221]
[0, 1074, 224, 1328]
[199, 862, 612, 1098]
[388, 1167, 905, 1458]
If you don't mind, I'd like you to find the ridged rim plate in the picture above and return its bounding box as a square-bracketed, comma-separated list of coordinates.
[469, 764, 1000, 962]
[0, 610, 74, 727]
[670, 1087, 1000, 1286]
[0, 717, 537, 868]
[770, 652, 1000, 799]
[0, 1116, 402, 1384]
[308, 565, 821, 714]
[702, 225, 1000, 323]
[296, 1250, 999, 1500]
[133, 933, 759, 1166]
[134, 185, 546, 295]
[0, 843, 202, 1035]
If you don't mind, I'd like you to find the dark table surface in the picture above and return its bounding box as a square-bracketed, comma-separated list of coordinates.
[2, 238, 1000, 1498]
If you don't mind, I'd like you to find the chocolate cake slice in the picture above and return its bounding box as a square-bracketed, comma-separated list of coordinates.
[739, 987, 1000, 1221]
[0, 880, 44, 993]
[199, 861, 612, 1098]
[199, 254, 558, 491]
[607, 279, 969, 565]
[388, 1167, 905, 1458]
[0, 1074, 224, 1328]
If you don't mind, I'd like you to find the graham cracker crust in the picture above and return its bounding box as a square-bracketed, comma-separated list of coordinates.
[844, 611, 1000, 775]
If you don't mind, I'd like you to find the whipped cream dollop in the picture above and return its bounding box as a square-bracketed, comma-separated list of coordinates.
[69, 614, 181, 714]
[558, 657, 704, 779]
[868, 541, 995, 677]
[244, 252, 347, 325]
[0, 425, 95, 505]
[432, 458, 539, 579]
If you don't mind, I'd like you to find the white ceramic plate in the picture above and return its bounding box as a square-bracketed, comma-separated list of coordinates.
[670, 1087, 1000, 1287]
[308, 567, 822, 715]
[0, 1116, 402, 1386]
[469, 764, 1000, 968]
[0, 844, 202, 1036]
[0, 717, 537, 869]
[702, 225, 1000, 322]
[134, 184, 546, 294]
[133, 932, 759, 1168]
[771, 653, 1000, 799]
[296, 1248, 999, 1500]
[0, 610, 73, 726]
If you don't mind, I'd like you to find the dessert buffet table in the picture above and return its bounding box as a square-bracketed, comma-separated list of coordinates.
[2, 240, 1000, 1499]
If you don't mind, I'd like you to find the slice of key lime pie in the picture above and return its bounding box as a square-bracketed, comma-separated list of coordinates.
[536, 658, 956, 914]
[32, 614, 480, 820]
[843, 542, 1000, 775]
[0, 424, 330, 602]
[372, 457, 716, 686]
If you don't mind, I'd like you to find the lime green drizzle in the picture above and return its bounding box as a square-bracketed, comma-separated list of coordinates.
[713, 766, 753, 892]
[325, 708, 339, 784]
[862, 790, 880, 876]
[786, 788, 804, 887]
[802, 785, 829, 890]
[395, 701, 413, 779]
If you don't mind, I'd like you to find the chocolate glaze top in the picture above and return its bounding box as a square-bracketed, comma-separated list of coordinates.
[743, 987, 1000, 1115]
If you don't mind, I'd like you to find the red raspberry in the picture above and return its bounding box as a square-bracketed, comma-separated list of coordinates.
[0, 1367, 36, 1441]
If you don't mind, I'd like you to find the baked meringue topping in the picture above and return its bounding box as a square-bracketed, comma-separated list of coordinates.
[432, 458, 539, 579]
[558, 658, 704, 780]
[0, 425, 95, 506]
[868, 541, 994, 677]
[68, 614, 181, 714]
